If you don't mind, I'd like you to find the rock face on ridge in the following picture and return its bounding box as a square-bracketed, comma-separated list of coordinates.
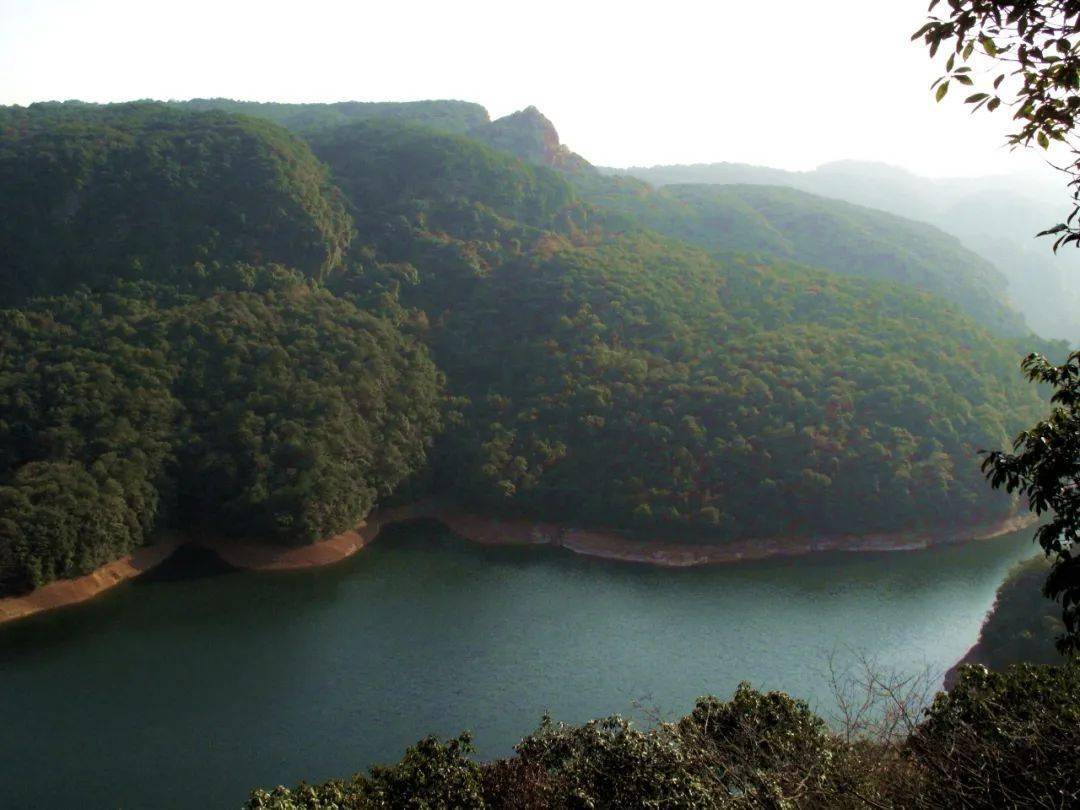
[473, 106, 594, 174]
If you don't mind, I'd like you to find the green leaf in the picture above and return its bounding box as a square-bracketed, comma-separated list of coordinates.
[936, 81, 950, 102]
[1036, 224, 1068, 237]
[1038, 131, 1050, 149]
[910, 22, 935, 41]
[965, 93, 989, 103]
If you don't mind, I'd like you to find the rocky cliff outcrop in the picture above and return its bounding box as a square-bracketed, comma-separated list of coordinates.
[473, 106, 594, 174]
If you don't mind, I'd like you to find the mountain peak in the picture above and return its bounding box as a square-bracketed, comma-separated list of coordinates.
[815, 160, 917, 180]
[474, 107, 593, 174]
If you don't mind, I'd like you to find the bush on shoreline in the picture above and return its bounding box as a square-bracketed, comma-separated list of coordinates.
[245, 662, 1080, 809]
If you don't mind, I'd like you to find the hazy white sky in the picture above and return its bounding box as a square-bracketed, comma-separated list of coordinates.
[0, 0, 1066, 177]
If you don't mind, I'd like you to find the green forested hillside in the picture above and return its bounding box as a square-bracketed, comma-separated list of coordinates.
[611, 159, 1080, 344]
[308, 121, 579, 234]
[571, 173, 1029, 337]
[433, 236, 1039, 537]
[0, 105, 445, 594]
[166, 280, 442, 542]
[0, 273, 443, 594]
[0, 102, 1047, 594]
[168, 98, 489, 135]
[461, 108, 1032, 338]
[960, 556, 1064, 671]
[0, 103, 353, 305]
[672, 183, 1014, 320]
[310, 122, 1043, 538]
[0, 293, 182, 591]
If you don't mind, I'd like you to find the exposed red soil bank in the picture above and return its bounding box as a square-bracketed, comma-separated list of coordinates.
[0, 537, 185, 625]
[0, 507, 1037, 625]
[433, 510, 1037, 568]
[198, 505, 422, 571]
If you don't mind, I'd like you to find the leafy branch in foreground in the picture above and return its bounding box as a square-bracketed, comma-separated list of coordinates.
[914, 0, 1080, 249]
[983, 350, 1080, 652]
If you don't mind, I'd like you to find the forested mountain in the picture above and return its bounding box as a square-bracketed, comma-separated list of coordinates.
[611, 160, 1080, 344]
[0, 274, 443, 595]
[153, 98, 1040, 340]
[0, 105, 443, 594]
[0, 100, 1048, 595]
[168, 98, 489, 135]
[309, 120, 1043, 538]
[0, 103, 353, 304]
[459, 109, 1031, 337]
[566, 174, 1027, 338]
[654, 186, 1018, 335]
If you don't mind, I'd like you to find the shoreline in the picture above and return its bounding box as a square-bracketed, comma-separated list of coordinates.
[198, 505, 421, 571]
[0, 507, 1037, 626]
[0, 536, 186, 626]
[943, 642, 988, 690]
[438, 509, 1037, 568]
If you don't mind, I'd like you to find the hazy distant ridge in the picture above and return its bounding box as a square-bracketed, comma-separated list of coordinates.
[607, 160, 1080, 343]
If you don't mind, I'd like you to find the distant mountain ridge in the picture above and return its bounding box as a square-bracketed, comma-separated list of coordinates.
[169, 97, 490, 134]
[609, 160, 1080, 344]
[573, 178, 1028, 337]
[8, 98, 1049, 341]
[421, 103, 1033, 338]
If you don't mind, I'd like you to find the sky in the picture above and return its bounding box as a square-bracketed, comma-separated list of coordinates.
[0, 0, 1067, 178]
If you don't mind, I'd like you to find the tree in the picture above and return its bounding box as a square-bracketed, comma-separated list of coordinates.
[914, 1, 1080, 249]
[915, 2, 1080, 655]
[983, 351, 1080, 652]
[911, 661, 1080, 806]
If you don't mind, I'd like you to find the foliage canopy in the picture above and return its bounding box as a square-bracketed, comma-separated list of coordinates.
[916, 0, 1080, 248]
[0, 101, 1050, 593]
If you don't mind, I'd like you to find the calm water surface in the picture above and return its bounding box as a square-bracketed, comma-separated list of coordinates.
[0, 521, 1038, 808]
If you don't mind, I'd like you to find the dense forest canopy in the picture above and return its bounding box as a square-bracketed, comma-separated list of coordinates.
[307, 121, 580, 235]
[309, 119, 1043, 538]
[167, 98, 490, 136]
[956, 556, 1063, 670]
[609, 159, 1080, 344]
[573, 172, 1029, 337]
[431, 237, 1041, 536]
[0, 99, 1050, 594]
[0, 103, 354, 305]
[248, 662, 1080, 809]
[0, 273, 442, 594]
[70, 99, 1048, 338]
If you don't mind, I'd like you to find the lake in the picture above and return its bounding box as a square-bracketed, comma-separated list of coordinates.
[0, 520, 1038, 808]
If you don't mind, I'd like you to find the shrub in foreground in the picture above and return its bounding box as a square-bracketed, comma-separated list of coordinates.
[245, 663, 1080, 809]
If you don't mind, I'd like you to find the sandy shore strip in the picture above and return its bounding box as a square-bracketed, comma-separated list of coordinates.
[197, 505, 424, 571]
[0, 537, 185, 625]
[0, 507, 1038, 625]
[436, 511, 1038, 568]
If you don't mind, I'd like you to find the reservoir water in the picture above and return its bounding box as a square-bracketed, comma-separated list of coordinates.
[0, 521, 1038, 808]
